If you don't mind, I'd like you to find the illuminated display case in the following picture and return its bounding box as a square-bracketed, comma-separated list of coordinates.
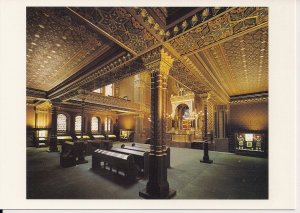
[235, 131, 267, 157]
[119, 129, 134, 142]
[34, 128, 50, 147]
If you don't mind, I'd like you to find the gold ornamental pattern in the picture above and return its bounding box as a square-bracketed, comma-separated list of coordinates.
[200, 27, 268, 96]
[26, 7, 108, 91]
[170, 61, 211, 95]
[71, 7, 159, 54]
[168, 7, 268, 56]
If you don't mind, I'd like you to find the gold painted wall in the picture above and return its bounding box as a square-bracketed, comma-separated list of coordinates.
[26, 105, 36, 128]
[36, 109, 51, 128]
[229, 101, 268, 131]
[118, 114, 135, 130]
[118, 76, 134, 101]
[26, 104, 51, 128]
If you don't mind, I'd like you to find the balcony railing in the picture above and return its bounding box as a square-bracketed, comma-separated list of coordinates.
[72, 92, 150, 113]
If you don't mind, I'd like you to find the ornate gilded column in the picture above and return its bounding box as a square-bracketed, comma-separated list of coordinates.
[81, 101, 85, 138]
[78, 89, 87, 139]
[48, 101, 59, 152]
[139, 47, 176, 199]
[203, 103, 208, 140]
[77, 89, 88, 164]
[133, 73, 149, 143]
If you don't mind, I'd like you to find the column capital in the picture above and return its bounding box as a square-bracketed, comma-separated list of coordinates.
[142, 47, 174, 75]
[199, 92, 211, 99]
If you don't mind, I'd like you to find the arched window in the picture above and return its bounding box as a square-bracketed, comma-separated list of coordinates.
[75, 116, 82, 132]
[104, 117, 112, 132]
[57, 114, 67, 133]
[105, 84, 113, 96]
[91, 117, 99, 132]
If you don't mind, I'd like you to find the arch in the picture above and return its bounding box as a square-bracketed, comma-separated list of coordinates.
[75, 115, 82, 132]
[57, 113, 67, 133]
[171, 101, 193, 119]
[104, 116, 113, 132]
[175, 104, 192, 130]
[176, 104, 190, 118]
[91, 116, 100, 133]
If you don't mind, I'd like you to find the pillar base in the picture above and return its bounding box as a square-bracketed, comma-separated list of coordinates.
[200, 159, 213, 164]
[139, 188, 176, 199]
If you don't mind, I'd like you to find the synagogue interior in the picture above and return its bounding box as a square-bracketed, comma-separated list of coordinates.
[26, 7, 269, 199]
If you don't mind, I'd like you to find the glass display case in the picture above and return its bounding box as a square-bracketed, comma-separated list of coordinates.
[235, 131, 267, 156]
[119, 129, 134, 142]
[34, 128, 50, 147]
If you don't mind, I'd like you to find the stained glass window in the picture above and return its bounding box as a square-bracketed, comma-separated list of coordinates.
[104, 117, 111, 132]
[57, 114, 67, 132]
[105, 84, 113, 96]
[75, 116, 82, 132]
[91, 117, 99, 132]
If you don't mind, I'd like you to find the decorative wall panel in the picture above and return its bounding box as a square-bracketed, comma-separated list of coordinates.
[229, 101, 268, 131]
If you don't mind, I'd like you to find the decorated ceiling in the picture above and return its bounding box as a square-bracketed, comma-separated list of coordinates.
[27, 7, 268, 106]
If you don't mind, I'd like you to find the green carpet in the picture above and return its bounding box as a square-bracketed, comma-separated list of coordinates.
[27, 145, 268, 199]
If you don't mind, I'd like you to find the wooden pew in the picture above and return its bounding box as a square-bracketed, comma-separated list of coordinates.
[92, 149, 137, 181]
[110, 147, 149, 178]
[60, 141, 88, 167]
[121, 144, 148, 152]
[85, 139, 114, 155]
[132, 143, 171, 168]
[60, 141, 76, 168]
